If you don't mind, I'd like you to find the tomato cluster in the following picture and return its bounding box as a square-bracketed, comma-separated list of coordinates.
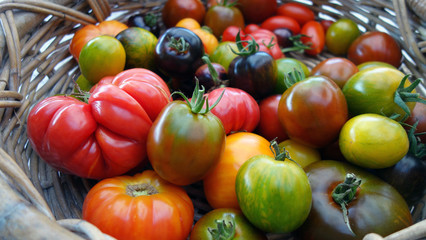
[26, 0, 426, 239]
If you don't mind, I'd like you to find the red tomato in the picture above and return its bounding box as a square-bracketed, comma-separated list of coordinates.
[27, 69, 170, 179]
[162, 0, 206, 28]
[277, 2, 315, 26]
[310, 57, 359, 88]
[82, 170, 194, 240]
[256, 94, 288, 142]
[69, 20, 128, 61]
[260, 15, 301, 35]
[244, 24, 261, 34]
[237, 0, 277, 23]
[203, 132, 274, 209]
[347, 31, 402, 68]
[221, 25, 245, 42]
[300, 21, 325, 56]
[320, 19, 334, 32]
[245, 29, 284, 59]
[404, 100, 426, 143]
[278, 76, 348, 148]
[207, 87, 260, 135]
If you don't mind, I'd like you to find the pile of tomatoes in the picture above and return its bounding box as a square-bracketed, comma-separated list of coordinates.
[26, 0, 426, 239]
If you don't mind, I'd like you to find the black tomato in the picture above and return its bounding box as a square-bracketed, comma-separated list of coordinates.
[127, 13, 161, 37]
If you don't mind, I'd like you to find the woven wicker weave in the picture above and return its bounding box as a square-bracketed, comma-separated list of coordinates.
[0, 0, 425, 239]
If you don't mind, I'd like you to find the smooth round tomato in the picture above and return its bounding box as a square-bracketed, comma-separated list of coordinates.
[325, 18, 360, 55]
[347, 31, 402, 68]
[204, 3, 245, 38]
[237, 0, 277, 23]
[192, 28, 219, 54]
[357, 61, 396, 71]
[244, 23, 261, 34]
[320, 19, 334, 32]
[310, 57, 358, 88]
[405, 100, 426, 143]
[115, 27, 158, 70]
[203, 132, 273, 209]
[69, 20, 128, 61]
[255, 94, 288, 142]
[274, 57, 310, 94]
[146, 88, 226, 186]
[235, 142, 312, 233]
[339, 113, 409, 169]
[221, 25, 244, 42]
[162, 0, 205, 28]
[79, 35, 126, 84]
[276, 2, 315, 26]
[190, 208, 267, 240]
[210, 41, 239, 71]
[298, 160, 413, 240]
[300, 20, 325, 56]
[82, 170, 194, 240]
[175, 17, 201, 30]
[260, 15, 301, 35]
[278, 75, 348, 148]
[207, 87, 260, 135]
[279, 139, 321, 169]
[342, 67, 415, 121]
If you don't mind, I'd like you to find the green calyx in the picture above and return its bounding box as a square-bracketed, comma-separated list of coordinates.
[126, 183, 159, 197]
[208, 217, 236, 240]
[332, 173, 361, 235]
[231, 31, 259, 57]
[284, 68, 306, 89]
[167, 36, 190, 54]
[217, 0, 238, 8]
[405, 120, 426, 158]
[269, 139, 300, 167]
[202, 55, 227, 88]
[281, 34, 312, 53]
[144, 13, 157, 28]
[393, 74, 426, 122]
[171, 79, 225, 114]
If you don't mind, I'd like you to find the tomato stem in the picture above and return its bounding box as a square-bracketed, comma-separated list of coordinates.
[270, 140, 300, 167]
[167, 36, 190, 54]
[231, 31, 259, 57]
[284, 68, 305, 89]
[331, 173, 361, 235]
[126, 183, 159, 197]
[394, 75, 426, 122]
[207, 217, 236, 240]
[281, 34, 312, 53]
[405, 120, 426, 158]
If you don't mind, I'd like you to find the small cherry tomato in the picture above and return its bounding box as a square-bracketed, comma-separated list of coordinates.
[326, 18, 360, 55]
[162, 0, 206, 28]
[261, 15, 301, 35]
[310, 57, 359, 88]
[277, 2, 315, 26]
[300, 21, 325, 56]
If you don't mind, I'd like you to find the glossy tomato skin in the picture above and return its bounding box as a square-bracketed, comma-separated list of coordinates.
[237, 0, 277, 23]
[69, 20, 128, 61]
[221, 26, 244, 42]
[404, 101, 426, 143]
[228, 51, 277, 100]
[310, 57, 358, 89]
[278, 76, 348, 148]
[260, 16, 301, 35]
[278, 139, 321, 169]
[274, 57, 310, 94]
[82, 170, 194, 240]
[247, 29, 284, 60]
[342, 67, 415, 121]
[203, 132, 273, 209]
[244, 24, 261, 34]
[255, 94, 288, 142]
[236, 154, 312, 233]
[162, 0, 205, 28]
[127, 13, 161, 37]
[210, 41, 239, 71]
[204, 4, 245, 38]
[154, 27, 204, 79]
[339, 113, 409, 169]
[207, 87, 260, 135]
[298, 160, 413, 240]
[276, 2, 315, 26]
[27, 69, 170, 179]
[300, 20, 325, 56]
[147, 101, 226, 186]
[190, 208, 267, 240]
[372, 153, 426, 205]
[194, 62, 228, 91]
[348, 31, 402, 68]
[325, 18, 360, 55]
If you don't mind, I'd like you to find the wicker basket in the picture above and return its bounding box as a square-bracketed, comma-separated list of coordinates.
[0, 0, 425, 239]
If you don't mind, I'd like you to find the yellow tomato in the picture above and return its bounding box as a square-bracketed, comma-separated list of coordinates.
[176, 18, 219, 54]
[278, 139, 321, 169]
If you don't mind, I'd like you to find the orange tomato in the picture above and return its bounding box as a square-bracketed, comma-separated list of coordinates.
[176, 18, 219, 54]
[69, 20, 128, 61]
[203, 132, 273, 209]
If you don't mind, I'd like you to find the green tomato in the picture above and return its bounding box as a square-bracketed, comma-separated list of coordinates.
[116, 27, 158, 70]
[342, 67, 415, 121]
[357, 61, 396, 71]
[274, 57, 310, 94]
[189, 208, 267, 240]
[339, 113, 409, 169]
[79, 35, 126, 84]
[235, 144, 312, 233]
[210, 41, 239, 71]
[326, 18, 360, 55]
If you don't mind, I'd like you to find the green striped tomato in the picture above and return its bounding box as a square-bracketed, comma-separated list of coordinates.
[235, 146, 312, 233]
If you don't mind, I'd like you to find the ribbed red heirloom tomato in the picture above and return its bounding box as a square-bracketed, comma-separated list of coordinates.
[27, 68, 170, 179]
[277, 75, 348, 148]
[82, 170, 194, 240]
